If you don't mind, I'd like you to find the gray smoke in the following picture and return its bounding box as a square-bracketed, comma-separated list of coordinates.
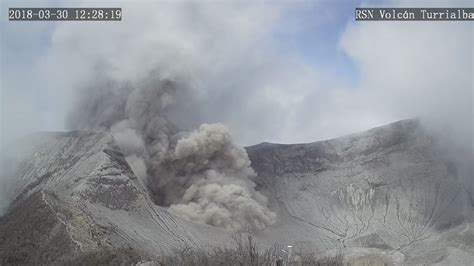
[51, 2, 283, 230]
[3, 0, 470, 221]
[67, 73, 276, 230]
[168, 123, 276, 230]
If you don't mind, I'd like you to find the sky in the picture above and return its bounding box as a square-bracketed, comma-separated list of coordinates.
[1, 0, 472, 149]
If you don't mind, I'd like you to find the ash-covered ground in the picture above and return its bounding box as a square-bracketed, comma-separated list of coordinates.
[1, 119, 473, 264]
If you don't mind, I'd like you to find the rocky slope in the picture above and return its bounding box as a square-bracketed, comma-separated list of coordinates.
[0, 119, 473, 264]
[247, 119, 474, 264]
[0, 131, 229, 264]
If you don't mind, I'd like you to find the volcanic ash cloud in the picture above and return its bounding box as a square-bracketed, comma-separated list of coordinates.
[167, 123, 276, 231]
[68, 77, 276, 231]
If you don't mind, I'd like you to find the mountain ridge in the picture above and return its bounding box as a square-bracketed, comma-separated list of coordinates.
[246, 119, 473, 264]
[0, 131, 230, 264]
[1, 119, 473, 264]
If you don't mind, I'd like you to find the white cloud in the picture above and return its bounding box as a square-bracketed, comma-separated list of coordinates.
[1, 0, 472, 148]
[339, 2, 473, 146]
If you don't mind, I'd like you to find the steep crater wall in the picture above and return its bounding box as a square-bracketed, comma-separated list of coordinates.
[246, 119, 472, 263]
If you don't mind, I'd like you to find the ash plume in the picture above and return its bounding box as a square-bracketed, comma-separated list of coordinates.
[3, 0, 470, 224]
[53, 2, 283, 231]
[67, 73, 276, 231]
[167, 123, 276, 230]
